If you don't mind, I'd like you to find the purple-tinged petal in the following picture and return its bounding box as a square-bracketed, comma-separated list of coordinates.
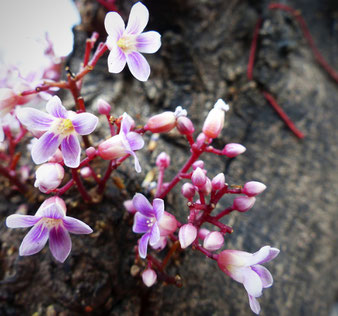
[120, 113, 134, 134]
[19, 221, 49, 256]
[125, 2, 149, 35]
[136, 31, 161, 53]
[107, 47, 127, 74]
[138, 232, 150, 259]
[132, 193, 154, 217]
[243, 267, 263, 298]
[133, 212, 151, 234]
[259, 247, 280, 264]
[248, 295, 261, 315]
[63, 216, 93, 234]
[149, 223, 160, 246]
[126, 132, 144, 151]
[16, 108, 54, 131]
[31, 132, 61, 165]
[61, 134, 81, 168]
[126, 51, 150, 82]
[49, 225, 71, 263]
[6, 214, 39, 228]
[252, 264, 273, 288]
[72, 113, 98, 135]
[248, 246, 271, 266]
[130, 151, 142, 173]
[46, 96, 67, 118]
[152, 199, 164, 221]
[36, 204, 64, 219]
[104, 11, 125, 40]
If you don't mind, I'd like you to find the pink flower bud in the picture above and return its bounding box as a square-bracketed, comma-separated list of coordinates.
[86, 147, 97, 159]
[48, 149, 63, 163]
[97, 98, 112, 115]
[34, 163, 64, 194]
[198, 228, 210, 240]
[145, 111, 176, 133]
[156, 152, 170, 168]
[124, 200, 137, 214]
[243, 181, 267, 197]
[158, 211, 178, 236]
[142, 269, 157, 287]
[203, 231, 224, 251]
[0, 88, 18, 116]
[176, 116, 195, 135]
[98, 134, 127, 160]
[233, 196, 256, 212]
[223, 143, 246, 158]
[181, 183, 196, 199]
[211, 173, 225, 190]
[192, 160, 204, 170]
[202, 99, 229, 139]
[151, 236, 167, 250]
[80, 167, 91, 178]
[191, 167, 207, 188]
[201, 177, 212, 195]
[196, 132, 207, 146]
[179, 223, 197, 249]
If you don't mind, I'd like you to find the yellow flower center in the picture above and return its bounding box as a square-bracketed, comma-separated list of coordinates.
[117, 35, 136, 54]
[54, 118, 74, 136]
[41, 218, 63, 229]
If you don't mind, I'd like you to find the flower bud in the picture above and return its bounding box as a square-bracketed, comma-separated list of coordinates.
[145, 111, 176, 133]
[142, 269, 157, 287]
[158, 211, 178, 236]
[124, 200, 137, 214]
[97, 98, 112, 115]
[192, 160, 204, 170]
[181, 183, 196, 199]
[98, 135, 127, 160]
[211, 173, 225, 191]
[80, 167, 91, 178]
[151, 236, 167, 250]
[203, 231, 224, 251]
[202, 99, 229, 139]
[156, 152, 170, 168]
[201, 177, 212, 195]
[191, 167, 207, 188]
[243, 181, 267, 197]
[176, 116, 195, 135]
[232, 196, 256, 212]
[0, 88, 18, 116]
[196, 132, 207, 146]
[34, 163, 64, 193]
[198, 228, 210, 240]
[223, 143, 246, 158]
[86, 147, 97, 159]
[179, 223, 197, 249]
[48, 149, 63, 163]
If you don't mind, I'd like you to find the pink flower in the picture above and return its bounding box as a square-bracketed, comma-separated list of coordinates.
[6, 197, 93, 263]
[104, 2, 161, 81]
[142, 268, 157, 287]
[16, 96, 98, 168]
[217, 246, 280, 314]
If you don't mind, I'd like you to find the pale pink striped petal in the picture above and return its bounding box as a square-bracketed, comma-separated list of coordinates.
[19, 222, 49, 256]
[121, 113, 134, 134]
[126, 51, 150, 81]
[63, 216, 93, 234]
[36, 204, 64, 219]
[259, 247, 280, 264]
[61, 134, 81, 168]
[126, 2, 149, 35]
[252, 265, 273, 288]
[6, 214, 40, 228]
[49, 225, 71, 262]
[152, 199, 164, 221]
[104, 11, 125, 40]
[138, 232, 150, 259]
[136, 31, 161, 53]
[149, 223, 160, 246]
[31, 132, 61, 164]
[46, 96, 67, 118]
[126, 132, 144, 151]
[16, 108, 54, 131]
[130, 151, 142, 173]
[249, 246, 271, 266]
[133, 193, 153, 217]
[248, 295, 261, 315]
[243, 268, 263, 298]
[107, 47, 127, 74]
[72, 113, 98, 135]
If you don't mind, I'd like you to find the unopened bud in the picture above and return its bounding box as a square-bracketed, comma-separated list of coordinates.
[211, 173, 225, 190]
[191, 167, 207, 188]
[198, 228, 210, 240]
[80, 167, 91, 178]
[179, 223, 197, 249]
[151, 236, 167, 250]
[48, 149, 63, 163]
[243, 181, 267, 197]
[201, 177, 212, 195]
[124, 200, 137, 214]
[176, 116, 195, 135]
[142, 269, 157, 287]
[158, 211, 178, 236]
[181, 183, 196, 199]
[145, 111, 176, 133]
[97, 98, 112, 115]
[233, 196, 256, 212]
[156, 152, 170, 168]
[223, 143, 246, 158]
[34, 163, 64, 193]
[203, 231, 224, 251]
[192, 160, 204, 170]
[196, 132, 207, 146]
[86, 146, 97, 159]
[98, 135, 127, 160]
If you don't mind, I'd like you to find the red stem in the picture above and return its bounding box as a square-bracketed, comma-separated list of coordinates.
[247, 18, 262, 81]
[0, 165, 27, 194]
[71, 169, 92, 202]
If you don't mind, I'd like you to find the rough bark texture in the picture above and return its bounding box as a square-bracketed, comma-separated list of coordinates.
[1, 0, 338, 315]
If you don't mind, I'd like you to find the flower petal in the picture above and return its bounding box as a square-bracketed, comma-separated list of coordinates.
[243, 267, 263, 298]
[107, 47, 127, 74]
[252, 264, 273, 288]
[132, 212, 150, 234]
[46, 96, 67, 118]
[6, 215, 40, 228]
[19, 221, 49, 256]
[16, 108, 54, 131]
[138, 232, 150, 259]
[72, 113, 98, 135]
[248, 295, 261, 315]
[104, 11, 125, 40]
[0, 127, 4, 142]
[126, 132, 144, 151]
[31, 132, 62, 165]
[49, 225, 71, 263]
[259, 247, 280, 264]
[125, 2, 149, 35]
[126, 51, 150, 82]
[120, 112, 134, 135]
[130, 151, 142, 173]
[249, 246, 271, 266]
[61, 134, 81, 168]
[133, 193, 154, 217]
[136, 31, 161, 53]
[149, 223, 160, 246]
[63, 216, 93, 234]
[36, 199, 65, 218]
[152, 199, 164, 221]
